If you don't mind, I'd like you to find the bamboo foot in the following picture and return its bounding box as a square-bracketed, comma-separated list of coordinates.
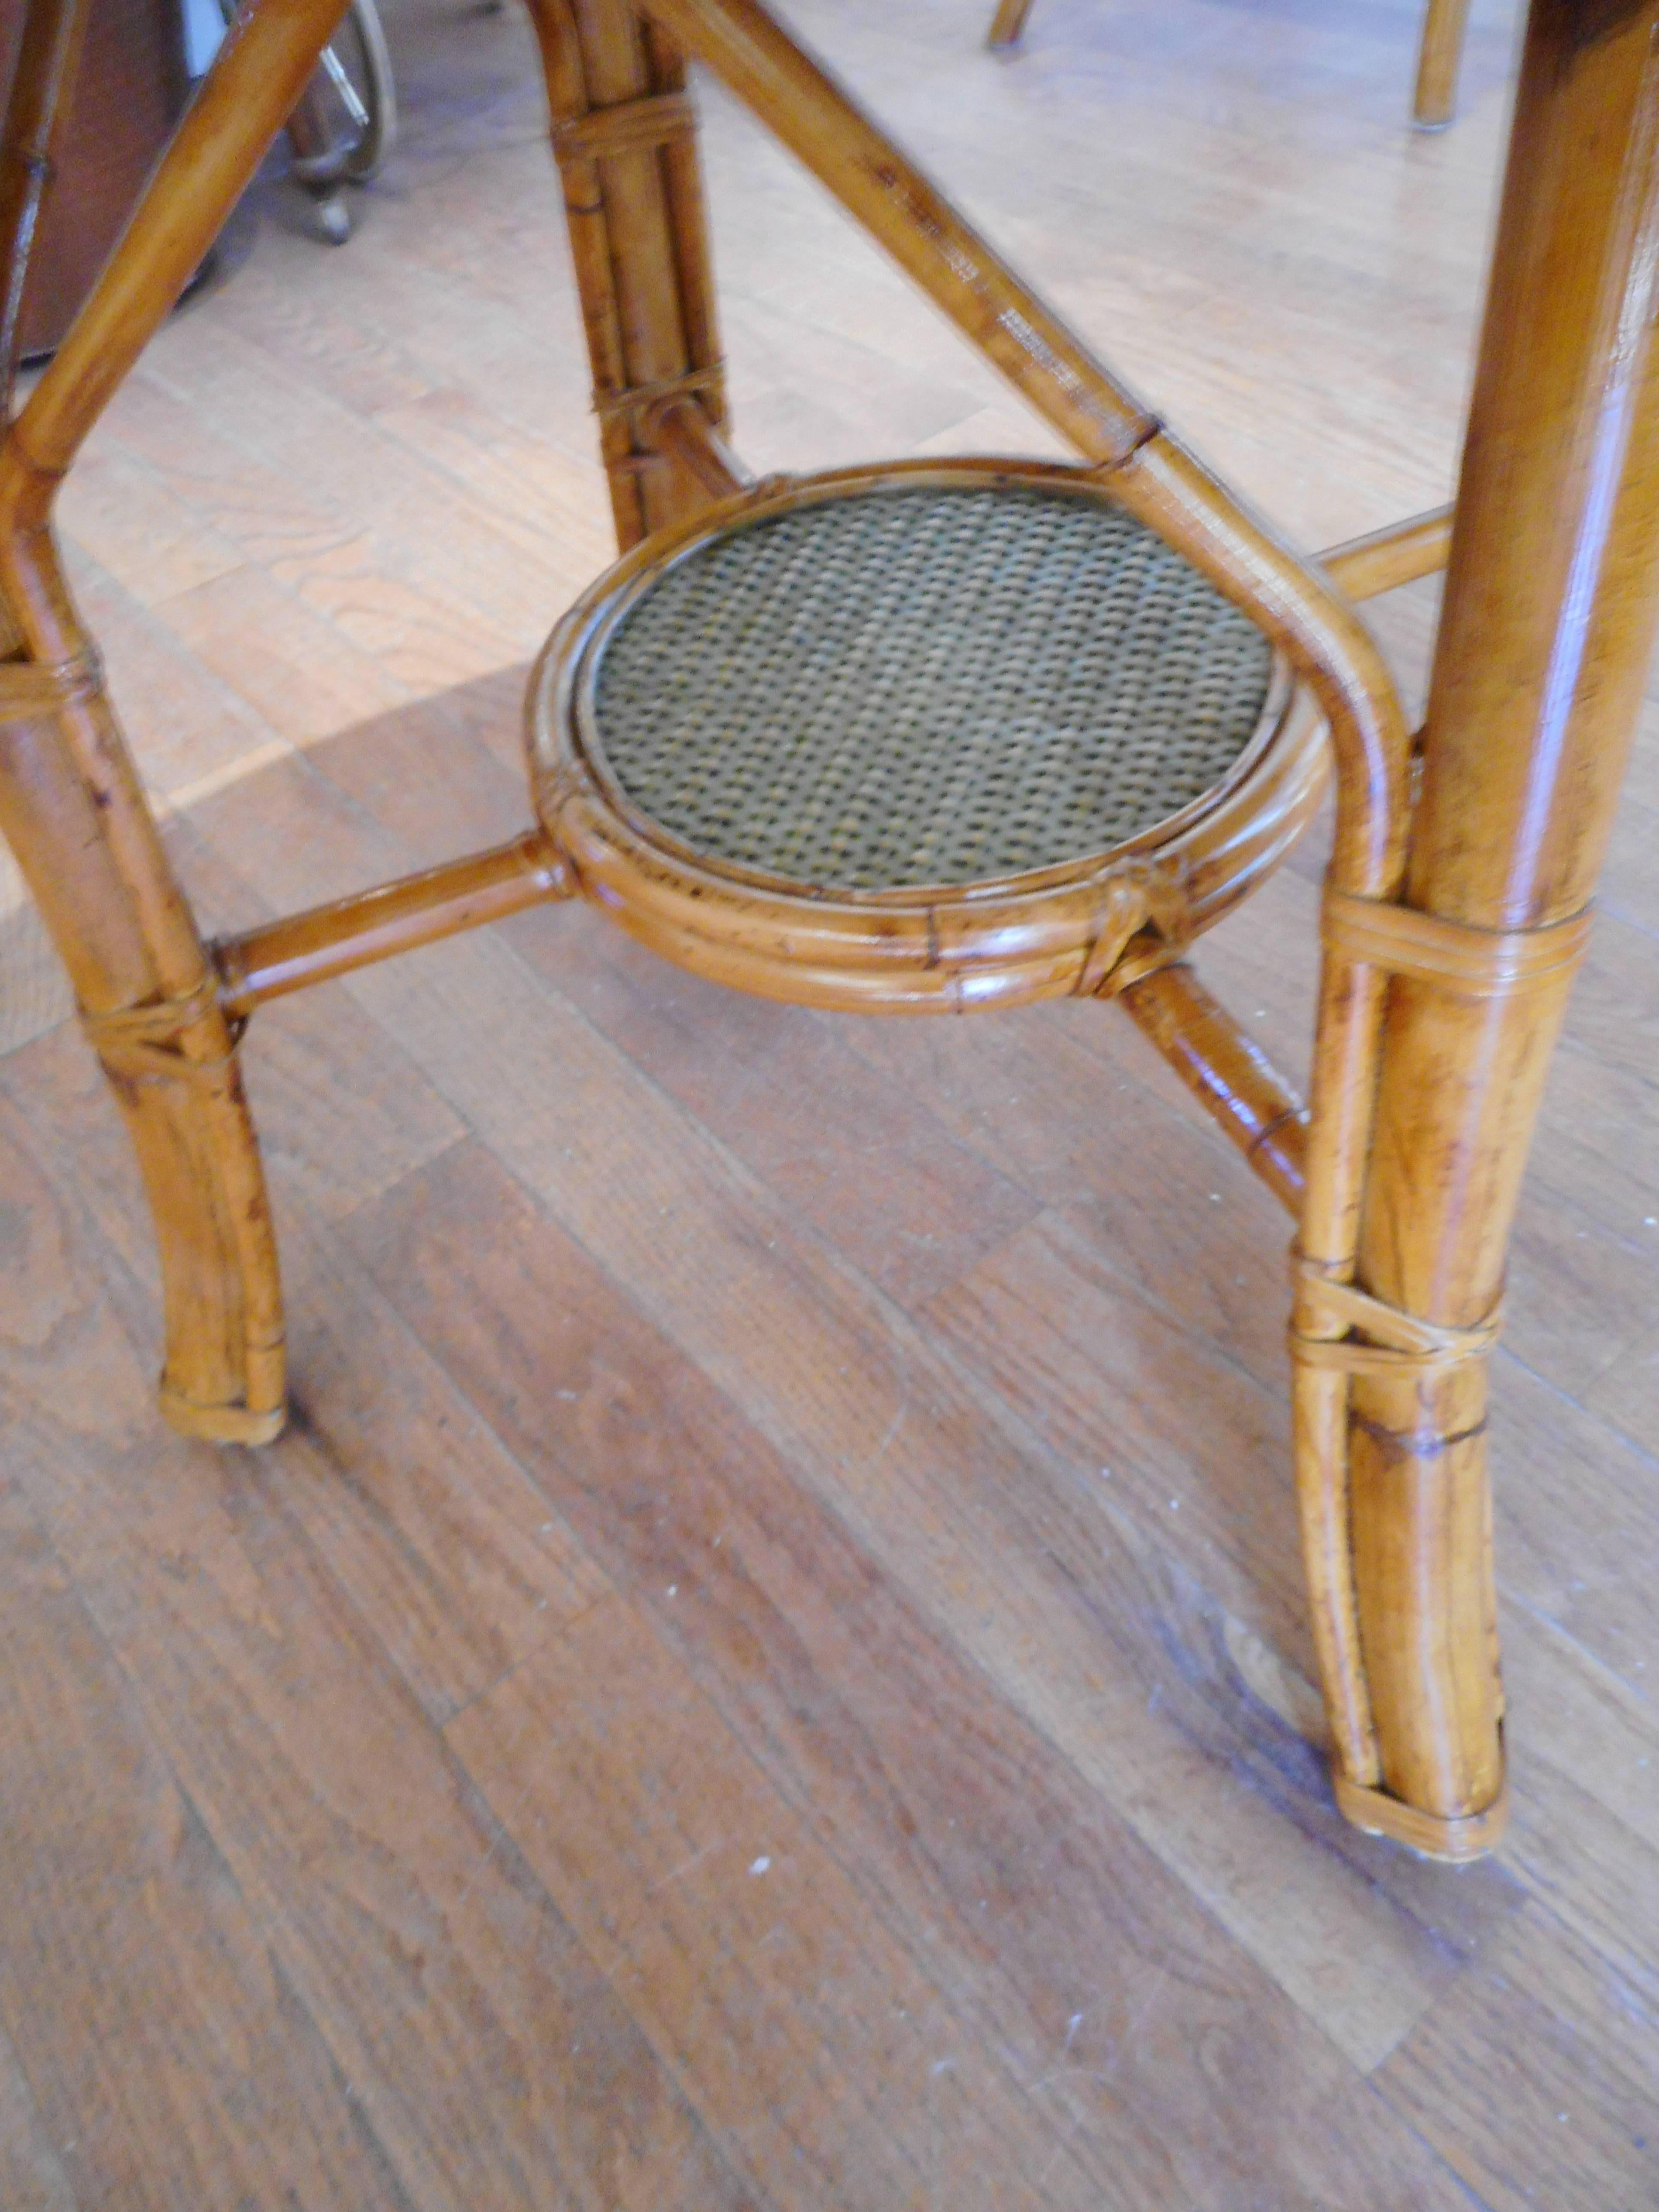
[159, 1380, 287, 1447]
[1332, 1765, 1509, 1862]
[1411, 0, 1471, 129]
[89, 991, 289, 1454]
[987, 0, 1036, 51]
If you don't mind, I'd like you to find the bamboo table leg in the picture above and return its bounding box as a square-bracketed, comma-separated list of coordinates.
[1326, 0, 1659, 1856]
[1412, 0, 1472, 128]
[0, 0, 353, 1442]
[988, 0, 1038, 49]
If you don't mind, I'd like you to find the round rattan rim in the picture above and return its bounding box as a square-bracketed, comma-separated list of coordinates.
[526, 458, 1330, 1012]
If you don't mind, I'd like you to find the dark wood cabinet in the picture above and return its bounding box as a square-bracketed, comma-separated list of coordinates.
[0, 0, 188, 357]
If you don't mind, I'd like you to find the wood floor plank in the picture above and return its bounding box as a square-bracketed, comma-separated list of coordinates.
[188, 741, 1514, 2070]
[370, 387, 616, 579]
[355, 1133, 1492, 2212]
[97, 364, 523, 696]
[0, 1476, 413, 2212]
[57, 442, 246, 610]
[505, 906, 1045, 1312]
[450, 1592, 1118, 2212]
[60, 544, 286, 806]
[829, 981, 1298, 1355]
[1498, 1610, 1659, 1997]
[0, 1097, 765, 2212]
[923, 1204, 1309, 1662]
[138, 319, 585, 655]
[273, 1200, 614, 1721]
[0, 2023, 79, 2212]
[0, 998, 615, 1738]
[97, 365, 355, 583]
[159, 561, 416, 753]
[1505, 1745, 1659, 2018]
[274, 665, 537, 863]
[196, 252, 447, 422]
[6, 0, 1653, 2194]
[1483, 1363, 1658, 1699]
[1377, 1905, 1659, 2212]
[1586, 1328, 1659, 1458]
[1526, 1042, 1659, 1276]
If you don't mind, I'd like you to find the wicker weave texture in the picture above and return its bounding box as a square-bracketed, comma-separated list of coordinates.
[587, 485, 1275, 890]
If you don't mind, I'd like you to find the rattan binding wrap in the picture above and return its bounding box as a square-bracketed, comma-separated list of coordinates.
[583, 484, 1276, 892]
[80, 976, 235, 1083]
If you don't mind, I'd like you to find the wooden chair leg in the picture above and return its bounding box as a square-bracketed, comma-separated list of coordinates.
[988, 0, 1038, 50]
[524, 0, 730, 550]
[0, 0, 354, 1444]
[1412, 0, 1472, 128]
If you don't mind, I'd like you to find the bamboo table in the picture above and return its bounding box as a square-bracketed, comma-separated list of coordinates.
[0, 0, 1652, 1864]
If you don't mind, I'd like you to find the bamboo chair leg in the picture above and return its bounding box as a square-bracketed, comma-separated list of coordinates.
[988, 0, 1037, 50]
[524, 0, 731, 550]
[1305, 0, 1659, 1857]
[0, 0, 353, 1444]
[1412, 0, 1472, 128]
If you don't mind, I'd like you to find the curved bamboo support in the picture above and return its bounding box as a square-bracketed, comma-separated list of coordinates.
[1335, 0, 1659, 1853]
[0, 0, 354, 1444]
[0, 638, 288, 1445]
[0, 0, 1605, 1875]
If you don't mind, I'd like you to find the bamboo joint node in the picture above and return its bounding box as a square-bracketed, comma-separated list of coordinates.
[1324, 887, 1594, 997]
[0, 649, 101, 717]
[551, 90, 698, 166]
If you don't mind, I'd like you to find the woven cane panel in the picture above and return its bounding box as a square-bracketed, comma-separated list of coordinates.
[588, 484, 1275, 891]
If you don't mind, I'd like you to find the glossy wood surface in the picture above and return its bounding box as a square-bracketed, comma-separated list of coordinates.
[523, 0, 728, 545]
[1413, 0, 1475, 126]
[1320, 504, 1453, 599]
[1118, 958, 1308, 1209]
[0, 0, 1593, 1856]
[0, 0, 187, 358]
[1346, 0, 1659, 1825]
[218, 830, 571, 1014]
[3, 0, 1656, 2200]
[0, 0, 365, 1442]
[528, 454, 1331, 1015]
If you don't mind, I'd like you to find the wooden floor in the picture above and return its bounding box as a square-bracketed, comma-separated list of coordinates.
[4, 0, 1659, 2205]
